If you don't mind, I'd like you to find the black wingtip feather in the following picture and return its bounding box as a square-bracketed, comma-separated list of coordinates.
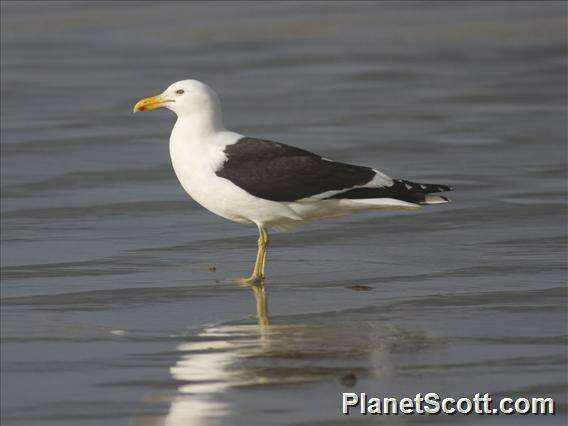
[326, 179, 453, 204]
[398, 179, 453, 194]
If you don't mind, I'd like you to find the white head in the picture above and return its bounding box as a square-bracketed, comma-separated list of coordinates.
[133, 79, 224, 130]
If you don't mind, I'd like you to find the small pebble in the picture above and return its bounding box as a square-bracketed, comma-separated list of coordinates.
[339, 372, 358, 387]
[347, 285, 372, 291]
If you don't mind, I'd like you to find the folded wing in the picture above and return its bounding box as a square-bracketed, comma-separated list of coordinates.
[216, 137, 452, 205]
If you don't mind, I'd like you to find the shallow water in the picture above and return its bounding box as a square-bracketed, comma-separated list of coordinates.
[1, 2, 567, 425]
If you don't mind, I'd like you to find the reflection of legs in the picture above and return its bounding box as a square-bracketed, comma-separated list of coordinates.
[241, 226, 269, 284]
[251, 282, 269, 327]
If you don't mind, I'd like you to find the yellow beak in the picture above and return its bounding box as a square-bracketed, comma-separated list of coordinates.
[132, 96, 174, 113]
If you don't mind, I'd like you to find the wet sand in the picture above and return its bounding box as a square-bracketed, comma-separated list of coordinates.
[1, 2, 567, 425]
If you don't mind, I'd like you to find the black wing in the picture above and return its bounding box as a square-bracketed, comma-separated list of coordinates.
[216, 137, 378, 202]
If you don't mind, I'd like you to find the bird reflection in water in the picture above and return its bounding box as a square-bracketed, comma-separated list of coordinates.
[161, 282, 436, 426]
[163, 283, 270, 426]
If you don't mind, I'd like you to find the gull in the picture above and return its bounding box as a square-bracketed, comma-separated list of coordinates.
[133, 80, 452, 284]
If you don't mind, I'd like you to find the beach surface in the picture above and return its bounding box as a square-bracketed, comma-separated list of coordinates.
[1, 2, 566, 425]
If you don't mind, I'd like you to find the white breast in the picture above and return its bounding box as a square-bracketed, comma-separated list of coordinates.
[169, 128, 301, 227]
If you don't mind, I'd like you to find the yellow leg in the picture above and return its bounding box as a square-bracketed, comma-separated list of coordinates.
[240, 226, 268, 284]
[258, 227, 269, 278]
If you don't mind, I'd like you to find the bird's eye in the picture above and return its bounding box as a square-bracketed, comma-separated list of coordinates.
[175, 89, 185, 95]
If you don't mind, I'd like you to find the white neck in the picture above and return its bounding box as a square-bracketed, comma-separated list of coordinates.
[172, 109, 226, 141]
